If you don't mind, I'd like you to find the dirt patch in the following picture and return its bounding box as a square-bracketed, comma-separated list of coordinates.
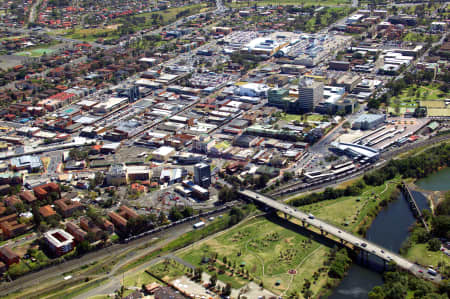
[284, 237, 294, 245]
[105, 24, 120, 30]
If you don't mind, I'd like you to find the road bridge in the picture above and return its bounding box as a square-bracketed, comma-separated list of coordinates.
[239, 189, 441, 281]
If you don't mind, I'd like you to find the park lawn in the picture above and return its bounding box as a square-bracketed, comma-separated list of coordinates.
[64, 27, 118, 42]
[123, 270, 157, 288]
[293, 177, 401, 234]
[16, 47, 56, 57]
[404, 243, 448, 269]
[177, 217, 328, 294]
[148, 259, 188, 282]
[281, 113, 329, 123]
[403, 32, 441, 43]
[136, 3, 209, 23]
[389, 83, 449, 115]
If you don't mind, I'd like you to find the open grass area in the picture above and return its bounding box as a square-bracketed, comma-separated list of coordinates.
[388, 83, 449, 115]
[63, 27, 119, 42]
[16, 47, 56, 57]
[228, 0, 351, 7]
[281, 113, 330, 123]
[291, 177, 402, 234]
[177, 217, 331, 295]
[116, 212, 243, 274]
[404, 243, 449, 269]
[403, 32, 441, 43]
[148, 259, 188, 282]
[123, 270, 157, 288]
[134, 3, 210, 24]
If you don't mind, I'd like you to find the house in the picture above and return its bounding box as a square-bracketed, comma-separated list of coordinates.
[3, 195, 22, 209]
[54, 198, 83, 218]
[144, 282, 161, 294]
[101, 219, 114, 234]
[154, 286, 185, 299]
[19, 190, 37, 204]
[79, 217, 102, 240]
[0, 246, 20, 266]
[66, 222, 87, 243]
[108, 205, 139, 232]
[39, 205, 57, 218]
[33, 182, 61, 201]
[0, 214, 26, 239]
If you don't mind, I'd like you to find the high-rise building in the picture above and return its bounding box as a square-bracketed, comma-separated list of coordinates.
[194, 163, 211, 188]
[298, 77, 324, 113]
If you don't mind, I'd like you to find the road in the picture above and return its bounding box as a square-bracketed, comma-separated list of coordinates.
[240, 189, 441, 281]
[28, 0, 43, 24]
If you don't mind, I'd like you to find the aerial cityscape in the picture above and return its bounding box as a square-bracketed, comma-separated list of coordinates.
[0, 0, 448, 298]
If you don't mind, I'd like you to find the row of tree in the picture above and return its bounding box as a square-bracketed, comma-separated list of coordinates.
[289, 180, 365, 207]
[364, 143, 450, 186]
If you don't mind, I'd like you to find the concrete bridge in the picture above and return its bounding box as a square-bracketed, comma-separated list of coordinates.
[239, 189, 441, 281]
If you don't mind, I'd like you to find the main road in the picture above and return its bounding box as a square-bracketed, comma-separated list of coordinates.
[239, 189, 441, 281]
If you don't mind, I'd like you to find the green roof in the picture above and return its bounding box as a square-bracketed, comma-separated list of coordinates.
[427, 121, 439, 130]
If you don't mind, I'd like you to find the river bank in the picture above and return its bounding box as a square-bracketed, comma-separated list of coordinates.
[330, 167, 449, 299]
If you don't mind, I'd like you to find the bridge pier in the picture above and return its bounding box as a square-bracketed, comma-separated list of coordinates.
[302, 220, 306, 227]
[284, 212, 288, 219]
[340, 238, 345, 245]
[320, 229, 324, 235]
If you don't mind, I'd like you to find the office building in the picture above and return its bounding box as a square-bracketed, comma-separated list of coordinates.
[194, 163, 211, 188]
[298, 77, 324, 113]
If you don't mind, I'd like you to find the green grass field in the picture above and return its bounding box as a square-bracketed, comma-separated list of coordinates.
[148, 259, 188, 282]
[290, 177, 401, 234]
[405, 243, 448, 269]
[403, 32, 441, 43]
[177, 217, 330, 295]
[16, 47, 56, 57]
[281, 113, 330, 123]
[123, 271, 157, 288]
[388, 84, 449, 115]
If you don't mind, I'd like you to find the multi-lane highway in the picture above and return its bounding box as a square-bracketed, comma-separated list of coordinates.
[239, 189, 442, 281]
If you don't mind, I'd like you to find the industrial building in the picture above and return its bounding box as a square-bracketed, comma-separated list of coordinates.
[330, 142, 380, 161]
[352, 114, 386, 130]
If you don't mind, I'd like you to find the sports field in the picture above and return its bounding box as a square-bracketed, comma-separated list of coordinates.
[16, 47, 56, 57]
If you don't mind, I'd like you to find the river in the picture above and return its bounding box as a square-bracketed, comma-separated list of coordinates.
[330, 169, 449, 299]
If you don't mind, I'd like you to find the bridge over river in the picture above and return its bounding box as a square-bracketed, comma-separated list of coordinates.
[239, 189, 441, 281]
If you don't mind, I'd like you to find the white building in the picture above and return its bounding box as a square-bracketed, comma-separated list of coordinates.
[152, 146, 176, 161]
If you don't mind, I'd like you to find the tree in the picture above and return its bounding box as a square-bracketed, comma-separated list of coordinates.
[209, 273, 217, 287]
[428, 238, 441, 251]
[223, 283, 232, 296]
[76, 240, 90, 255]
[169, 207, 183, 221]
[283, 171, 293, 182]
[342, 121, 351, 129]
[194, 267, 203, 281]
